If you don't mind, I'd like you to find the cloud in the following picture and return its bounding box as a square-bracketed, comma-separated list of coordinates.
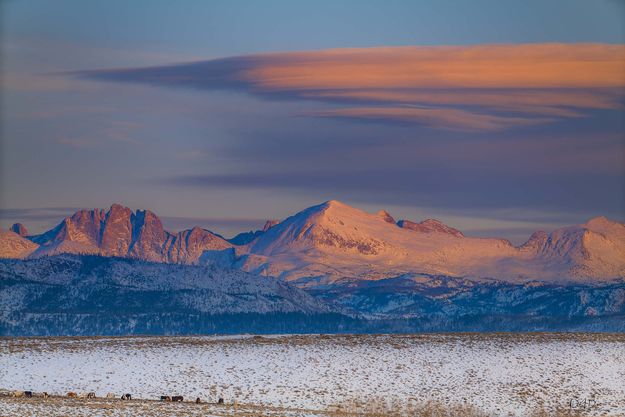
[305, 89, 619, 117]
[238, 44, 625, 89]
[1, 72, 100, 93]
[76, 43, 625, 131]
[309, 106, 553, 131]
[155, 129, 624, 221]
[55, 120, 142, 148]
[0, 207, 80, 224]
[173, 150, 211, 160]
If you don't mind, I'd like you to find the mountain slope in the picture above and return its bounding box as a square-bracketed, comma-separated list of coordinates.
[1, 254, 623, 335]
[0, 230, 39, 259]
[229, 220, 280, 245]
[0, 254, 339, 335]
[307, 273, 625, 320]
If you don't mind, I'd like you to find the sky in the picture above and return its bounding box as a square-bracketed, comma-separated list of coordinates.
[1, 0, 624, 244]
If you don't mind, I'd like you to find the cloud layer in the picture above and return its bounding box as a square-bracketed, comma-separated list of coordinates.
[80, 43, 625, 131]
[64, 43, 625, 230]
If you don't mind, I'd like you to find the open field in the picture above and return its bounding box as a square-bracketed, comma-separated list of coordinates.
[1, 334, 623, 416]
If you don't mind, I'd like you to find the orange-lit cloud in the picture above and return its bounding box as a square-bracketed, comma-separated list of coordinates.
[81, 43, 625, 131]
[240, 44, 625, 90]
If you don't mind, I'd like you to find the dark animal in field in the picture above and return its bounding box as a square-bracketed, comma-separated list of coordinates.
[172, 395, 183, 402]
[24, 391, 33, 398]
[160, 395, 171, 402]
[42, 392, 49, 398]
[87, 392, 96, 399]
[218, 397, 224, 404]
[195, 397, 201, 404]
[121, 393, 131, 400]
[67, 392, 77, 398]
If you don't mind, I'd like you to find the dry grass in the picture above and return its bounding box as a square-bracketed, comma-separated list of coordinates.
[327, 397, 612, 417]
[529, 407, 596, 417]
[3, 333, 625, 355]
[0, 394, 616, 417]
[327, 398, 490, 416]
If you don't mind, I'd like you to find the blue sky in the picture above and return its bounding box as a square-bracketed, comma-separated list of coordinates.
[1, 0, 624, 243]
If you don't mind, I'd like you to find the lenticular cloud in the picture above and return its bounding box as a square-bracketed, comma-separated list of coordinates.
[78, 43, 625, 131]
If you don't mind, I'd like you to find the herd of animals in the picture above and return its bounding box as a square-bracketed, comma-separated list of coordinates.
[8, 390, 225, 404]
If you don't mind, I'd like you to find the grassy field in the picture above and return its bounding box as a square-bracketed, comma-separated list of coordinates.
[0, 394, 605, 417]
[1, 333, 623, 416]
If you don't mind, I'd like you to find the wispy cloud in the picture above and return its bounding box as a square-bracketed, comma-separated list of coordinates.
[305, 89, 619, 117]
[173, 150, 211, 160]
[309, 106, 553, 131]
[76, 43, 625, 131]
[2, 72, 100, 93]
[55, 121, 142, 148]
[0, 207, 80, 223]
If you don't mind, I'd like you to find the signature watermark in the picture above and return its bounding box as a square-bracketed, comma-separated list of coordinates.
[568, 397, 598, 411]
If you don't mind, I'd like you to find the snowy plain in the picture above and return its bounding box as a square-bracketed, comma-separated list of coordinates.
[0, 334, 623, 416]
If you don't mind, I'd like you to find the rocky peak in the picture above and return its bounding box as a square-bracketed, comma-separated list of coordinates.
[129, 209, 166, 261]
[520, 231, 548, 252]
[187, 225, 204, 237]
[263, 220, 280, 231]
[108, 203, 132, 215]
[10, 223, 28, 237]
[419, 219, 463, 236]
[60, 209, 107, 245]
[397, 218, 464, 237]
[584, 216, 624, 233]
[163, 226, 233, 263]
[100, 204, 134, 256]
[376, 210, 396, 224]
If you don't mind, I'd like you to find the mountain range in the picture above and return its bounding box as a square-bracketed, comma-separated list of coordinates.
[1, 254, 623, 335]
[2, 200, 624, 284]
[1, 200, 624, 335]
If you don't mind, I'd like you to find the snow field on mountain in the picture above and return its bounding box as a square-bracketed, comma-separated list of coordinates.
[1, 334, 623, 416]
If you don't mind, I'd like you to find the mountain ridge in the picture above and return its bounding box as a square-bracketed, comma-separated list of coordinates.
[2, 254, 624, 335]
[1, 200, 624, 284]
[15, 204, 233, 263]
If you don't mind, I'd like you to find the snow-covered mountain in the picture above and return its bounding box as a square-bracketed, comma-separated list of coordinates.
[0, 254, 339, 335]
[239, 200, 513, 281]
[0, 254, 327, 313]
[307, 273, 625, 324]
[238, 200, 625, 283]
[1, 255, 623, 335]
[2, 200, 624, 283]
